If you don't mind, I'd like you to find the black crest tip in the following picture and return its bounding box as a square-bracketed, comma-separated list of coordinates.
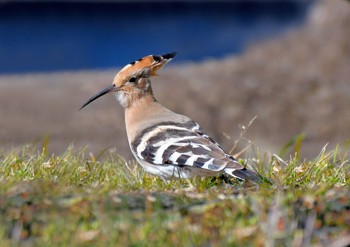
[162, 51, 177, 60]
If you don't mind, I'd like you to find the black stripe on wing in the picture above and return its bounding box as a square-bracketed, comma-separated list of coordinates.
[134, 120, 242, 172]
[131, 120, 199, 152]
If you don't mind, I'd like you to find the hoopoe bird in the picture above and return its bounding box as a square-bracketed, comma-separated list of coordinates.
[80, 52, 262, 183]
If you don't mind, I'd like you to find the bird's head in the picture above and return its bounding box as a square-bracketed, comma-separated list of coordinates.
[80, 52, 176, 109]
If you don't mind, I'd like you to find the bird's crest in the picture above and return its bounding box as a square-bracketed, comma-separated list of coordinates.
[113, 52, 176, 87]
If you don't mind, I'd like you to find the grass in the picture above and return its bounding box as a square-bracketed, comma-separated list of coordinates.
[0, 143, 349, 246]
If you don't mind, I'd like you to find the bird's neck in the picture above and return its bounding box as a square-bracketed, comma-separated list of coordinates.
[124, 93, 171, 143]
[116, 83, 154, 108]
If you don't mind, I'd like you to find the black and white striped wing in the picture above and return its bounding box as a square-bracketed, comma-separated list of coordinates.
[131, 121, 244, 172]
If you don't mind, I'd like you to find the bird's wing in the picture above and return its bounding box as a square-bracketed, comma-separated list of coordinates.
[133, 120, 244, 172]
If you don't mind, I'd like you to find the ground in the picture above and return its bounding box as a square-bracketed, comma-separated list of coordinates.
[0, 144, 349, 246]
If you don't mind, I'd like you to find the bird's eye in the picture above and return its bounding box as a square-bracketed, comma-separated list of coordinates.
[129, 77, 137, 83]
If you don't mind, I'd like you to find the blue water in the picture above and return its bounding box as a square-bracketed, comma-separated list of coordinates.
[0, 2, 312, 74]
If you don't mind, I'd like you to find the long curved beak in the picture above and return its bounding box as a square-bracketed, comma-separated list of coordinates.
[79, 84, 117, 110]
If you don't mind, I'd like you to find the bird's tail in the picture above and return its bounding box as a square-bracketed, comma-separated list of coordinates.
[225, 168, 268, 184]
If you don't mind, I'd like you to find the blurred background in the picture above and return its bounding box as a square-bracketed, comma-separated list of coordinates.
[0, 1, 311, 74]
[0, 0, 349, 159]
